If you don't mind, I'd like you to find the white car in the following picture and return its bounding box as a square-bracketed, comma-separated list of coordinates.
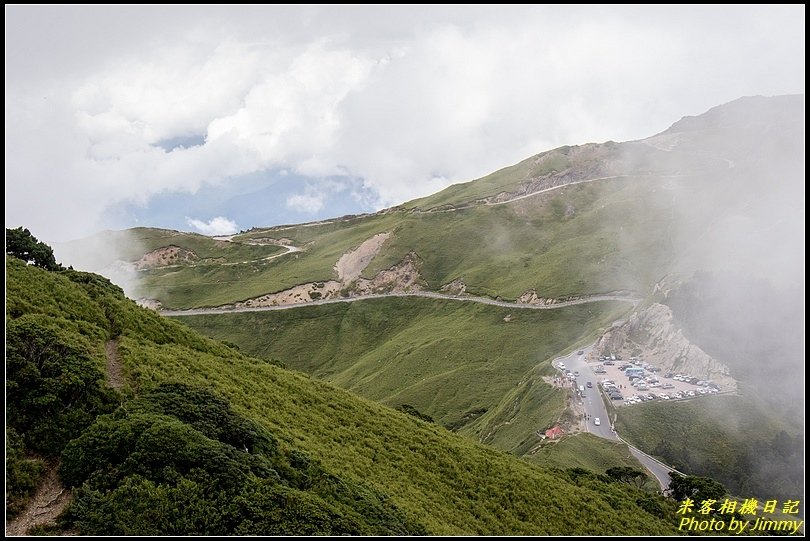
[594, 417, 601, 426]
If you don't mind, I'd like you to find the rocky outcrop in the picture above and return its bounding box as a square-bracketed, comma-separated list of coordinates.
[334, 233, 391, 282]
[234, 281, 342, 308]
[230, 251, 425, 308]
[517, 289, 562, 306]
[441, 278, 467, 296]
[517, 289, 592, 306]
[595, 303, 736, 390]
[484, 144, 624, 204]
[349, 251, 425, 295]
[134, 245, 197, 270]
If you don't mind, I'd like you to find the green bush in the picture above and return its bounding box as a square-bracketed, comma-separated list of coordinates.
[5, 428, 45, 518]
[61, 384, 423, 536]
[6, 315, 116, 454]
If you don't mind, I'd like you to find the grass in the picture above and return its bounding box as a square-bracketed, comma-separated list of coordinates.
[6, 257, 681, 535]
[118, 174, 685, 309]
[177, 297, 629, 436]
[615, 394, 804, 502]
[526, 433, 659, 491]
[60, 227, 285, 267]
[62, 160, 739, 313]
[137, 215, 401, 308]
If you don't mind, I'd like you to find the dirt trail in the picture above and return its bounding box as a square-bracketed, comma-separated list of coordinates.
[105, 338, 124, 390]
[5, 463, 71, 536]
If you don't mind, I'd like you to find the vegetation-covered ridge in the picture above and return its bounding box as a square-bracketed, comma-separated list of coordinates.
[176, 297, 630, 454]
[6, 253, 683, 535]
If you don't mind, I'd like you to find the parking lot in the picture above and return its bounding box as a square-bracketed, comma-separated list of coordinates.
[585, 354, 721, 407]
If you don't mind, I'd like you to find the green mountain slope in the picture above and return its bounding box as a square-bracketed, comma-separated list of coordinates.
[170, 95, 803, 504]
[6, 257, 681, 535]
[177, 297, 627, 440]
[43, 95, 804, 512]
[62, 97, 803, 314]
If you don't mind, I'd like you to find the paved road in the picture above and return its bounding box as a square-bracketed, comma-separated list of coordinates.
[552, 345, 678, 490]
[162, 292, 640, 317]
[627, 445, 676, 490]
[554, 346, 617, 440]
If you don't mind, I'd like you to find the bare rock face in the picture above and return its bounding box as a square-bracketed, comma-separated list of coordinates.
[230, 251, 425, 308]
[334, 232, 391, 283]
[134, 245, 198, 270]
[441, 278, 467, 296]
[136, 298, 163, 311]
[352, 251, 426, 295]
[595, 303, 736, 390]
[516, 289, 562, 306]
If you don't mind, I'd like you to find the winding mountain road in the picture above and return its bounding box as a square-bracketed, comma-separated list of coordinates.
[161, 292, 640, 317]
[553, 346, 680, 491]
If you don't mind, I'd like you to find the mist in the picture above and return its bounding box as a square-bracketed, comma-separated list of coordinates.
[5, 6, 804, 507]
[5, 6, 805, 244]
[603, 95, 805, 500]
[54, 230, 145, 299]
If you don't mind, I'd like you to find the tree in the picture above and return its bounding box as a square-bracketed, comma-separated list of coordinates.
[606, 466, 648, 489]
[6, 227, 62, 270]
[667, 473, 726, 502]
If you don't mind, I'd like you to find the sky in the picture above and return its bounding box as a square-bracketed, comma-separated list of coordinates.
[5, 5, 805, 243]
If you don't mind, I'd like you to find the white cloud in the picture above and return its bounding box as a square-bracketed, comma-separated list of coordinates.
[186, 216, 240, 236]
[4, 6, 805, 242]
[286, 193, 325, 214]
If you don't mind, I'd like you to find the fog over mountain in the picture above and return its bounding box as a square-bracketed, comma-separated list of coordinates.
[5, 6, 804, 242]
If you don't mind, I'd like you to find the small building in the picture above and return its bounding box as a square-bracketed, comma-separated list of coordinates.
[545, 425, 565, 440]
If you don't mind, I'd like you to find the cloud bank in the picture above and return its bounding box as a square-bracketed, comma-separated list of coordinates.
[5, 6, 805, 242]
[186, 216, 240, 236]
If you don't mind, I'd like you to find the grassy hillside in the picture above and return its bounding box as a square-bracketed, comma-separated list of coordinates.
[401, 146, 576, 210]
[59, 227, 285, 268]
[366, 175, 679, 300]
[6, 257, 681, 534]
[526, 433, 658, 490]
[114, 173, 683, 310]
[177, 297, 628, 430]
[83, 167, 770, 311]
[177, 296, 660, 479]
[138, 215, 402, 308]
[615, 395, 804, 502]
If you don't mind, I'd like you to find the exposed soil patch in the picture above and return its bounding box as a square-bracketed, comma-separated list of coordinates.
[105, 338, 124, 390]
[136, 298, 163, 311]
[334, 233, 390, 282]
[440, 278, 467, 296]
[234, 281, 342, 308]
[134, 245, 198, 270]
[5, 462, 71, 536]
[349, 251, 425, 295]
